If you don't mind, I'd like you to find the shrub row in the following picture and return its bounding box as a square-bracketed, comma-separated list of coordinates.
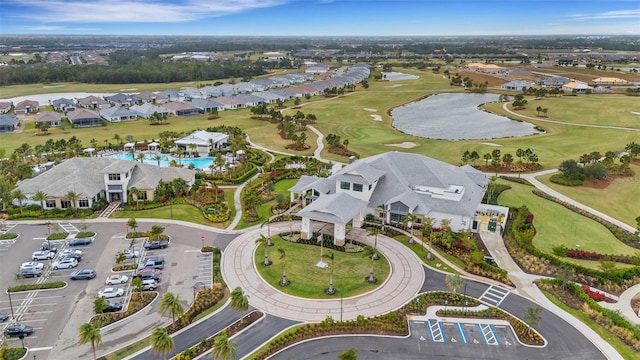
[0, 232, 18, 240]
[9, 281, 66, 292]
[499, 175, 533, 185]
[76, 231, 96, 238]
[580, 284, 615, 303]
[167, 286, 226, 334]
[90, 292, 157, 328]
[47, 231, 68, 240]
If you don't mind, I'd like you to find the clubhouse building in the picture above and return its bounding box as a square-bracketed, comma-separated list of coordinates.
[289, 152, 490, 245]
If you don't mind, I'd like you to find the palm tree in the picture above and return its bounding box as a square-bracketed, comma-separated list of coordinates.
[277, 247, 290, 286]
[113, 134, 122, 146]
[445, 274, 463, 295]
[93, 297, 108, 322]
[136, 152, 146, 163]
[159, 292, 184, 324]
[149, 225, 165, 241]
[150, 327, 174, 360]
[322, 251, 336, 294]
[260, 220, 273, 246]
[230, 286, 249, 319]
[11, 189, 27, 214]
[187, 143, 198, 157]
[32, 190, 48, 216]
[366, 227, 380, 260]
[255, 234, 272, 266]
[403, 213, 417, 244]
[364, 247, 377, 283]
[78, 322, 102, 360]
[153, 154, 162, 166]
[127, 217, 138, 234]
[285, 213, 293, 239]
[65, 190, 80, 217]
[422, 217, 435, 260]
[211, 329, 237, 360]
[128, 187, 142, 210]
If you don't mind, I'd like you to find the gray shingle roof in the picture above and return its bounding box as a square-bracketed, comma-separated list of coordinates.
[297, 192, 368, 224]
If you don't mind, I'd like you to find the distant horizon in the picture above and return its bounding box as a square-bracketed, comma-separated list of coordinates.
[2, 34, 637, 38]
[1, 0, 638, 36]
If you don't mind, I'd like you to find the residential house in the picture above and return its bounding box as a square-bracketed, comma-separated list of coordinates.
[164, 101, 203, 116]
[14, 100, 39, 114]
[252, 91, 283, 104]
[156, 90, 183, 102]
[67, 109, 102, 127]
[0, 102, 12, 114]
[538, 76, 570, 88]
[234, 94, 263, 107]
[130, 103, 170, 119]
[234, 82, 256, 94]
[591, 77, 628, 86]
[213, 96, 244, 110]
[214, 84, 237, 97]
[465, 63, 505, 74]
[78, 95, 110, 109]
[199, 86, 223, 98]
[15, 157, 196, 208]
[134, 91, 168, 104]
[305, 64, 330, 74]
[175, 130, 230, 153]
[289, 152, 489, 245]
[100, 107, 137, 122]
[35, 112, 62, 127]
[562, 81, 592, 93]
[0, 114, 18, 132]
[190, 98, 225, 113]
[500, 80, 535, 91]
[179, 87, 206, 100]
[105, 93, 134, 107]
[52, 98, 76, 112]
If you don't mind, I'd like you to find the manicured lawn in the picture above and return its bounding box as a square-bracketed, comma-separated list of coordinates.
[236, 179, 297, 230]
[113, 203, 219, 227]
[255, 236, 390, 299]
[536, 164, 640, 228]
[496, 179, 638, 259]
[395, 234, 459, 274]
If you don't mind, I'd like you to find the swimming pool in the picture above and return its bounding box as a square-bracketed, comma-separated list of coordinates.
[112, 153, 214, 170]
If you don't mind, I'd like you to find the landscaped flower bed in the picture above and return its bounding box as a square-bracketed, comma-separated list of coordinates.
[9, 281, 66, 292]
[47, 231, 68, 240]
[90, 292, 157, 328]
[0, 232, 18, 240]
[581, 284, 616, 303]
[112, 264, 137, 271]
[75, 231, 96, 238]
[167, 286, 226, 333]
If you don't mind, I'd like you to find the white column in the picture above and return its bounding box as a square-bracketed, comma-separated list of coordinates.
[334, 223, 346, 246]
[300, 217, 313, 240]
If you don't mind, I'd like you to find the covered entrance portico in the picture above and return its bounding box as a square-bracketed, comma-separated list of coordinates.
[296, 192, 368, 246]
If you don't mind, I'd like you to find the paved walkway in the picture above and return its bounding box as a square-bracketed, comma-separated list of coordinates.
[221, 222, 424, 322]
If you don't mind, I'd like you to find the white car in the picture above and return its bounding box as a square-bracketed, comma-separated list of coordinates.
[60, 249, 83, 257]
[52, 258, 78, 270]
[97, 287, 125, 299]
[121, 249, 139, 259]
[20, 262, 44, 271]
[105, 274, 129, 285]
[32, 251, 55, 261]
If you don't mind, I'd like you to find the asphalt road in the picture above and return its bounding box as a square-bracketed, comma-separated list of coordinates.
[270, 266, 606, 360]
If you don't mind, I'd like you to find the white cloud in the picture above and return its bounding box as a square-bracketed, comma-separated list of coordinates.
[30, 25, 64, 31]
[8, 0, 291, 23]
[569, 8, 640, 21]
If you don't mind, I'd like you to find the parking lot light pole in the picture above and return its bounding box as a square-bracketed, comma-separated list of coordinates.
[7, 288, 15, 321]
[201, 236, 204, 250]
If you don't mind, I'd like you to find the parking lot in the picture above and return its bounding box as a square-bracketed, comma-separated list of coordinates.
[410, 318, 518, 347]
[0, 221, 225, 360]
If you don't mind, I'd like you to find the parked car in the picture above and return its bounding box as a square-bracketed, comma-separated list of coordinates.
[140, 279, 158, 291]
[41, 241, 58, 253]
[105, 274, 129, 285]
[4, 323, 34, 337]
[135, 268, 162, 282]
[68, 238, 92, 246]
[102, 300, 123, 313]
[144, 240, 169, 250]
[98, 287, 125, 299]
[52, 257, 78, 270]
[0, 312, 10, 322]
[122, 249, 140, 259]
[137, 256, 165, 271]
[60, 249, 83, 258]
[20, 268, 43, 278]
[32, 250, 55, 261]
[20, 262, 44, 271]
[61, 252, 82, 262]
[70, 268, 96, 280]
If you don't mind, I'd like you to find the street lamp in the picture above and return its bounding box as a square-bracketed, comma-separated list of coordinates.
[7, 288, 15, 321]
[444, 299, 448, 316]
[201, 236, 204, 250]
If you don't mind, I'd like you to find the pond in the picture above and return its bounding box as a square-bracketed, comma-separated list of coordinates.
[391, 93, 543, 140]
[381, 72, 420, 81]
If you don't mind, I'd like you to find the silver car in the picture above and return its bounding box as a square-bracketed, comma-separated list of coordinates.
[52, 257, 78, 270]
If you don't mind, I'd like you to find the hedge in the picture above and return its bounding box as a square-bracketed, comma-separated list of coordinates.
[9, 281, 66, 292]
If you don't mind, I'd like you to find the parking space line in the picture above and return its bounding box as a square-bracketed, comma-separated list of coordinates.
[456, 322, 468, 343]
[478, 324, 499, 345]
[427, 319, 444, 342]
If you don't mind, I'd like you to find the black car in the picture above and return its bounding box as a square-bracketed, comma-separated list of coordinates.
[0, 312, 9, 322]
[68, 238, 92, 246]
[135, 268, 162, 282]
[4, 323, 34, 337]
[70, 268, 97, 280]
[20, 268, 43, 278]
[102, 300, 123, 313]
[41, 241, 58, 253]
[144, 240, 169, 250]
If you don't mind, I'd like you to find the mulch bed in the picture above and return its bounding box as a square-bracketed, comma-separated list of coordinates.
[227, 311, 264, 337]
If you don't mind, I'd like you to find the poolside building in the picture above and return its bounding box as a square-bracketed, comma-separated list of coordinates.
[175, 130, 230, 154]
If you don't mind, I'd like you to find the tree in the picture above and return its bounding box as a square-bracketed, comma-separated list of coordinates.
[128, 187, 142, 210]
[558, 160, 585, 181]
[255, 235, 272, 266]
[635, 216, 640, 236]
[11, 189, 27, 214]
[364, 247, 377, 283]
[523, 306, 542, 335]
[277, 247, 289, 286]
[483, 153, 492, 167]
[339, 348, 358, 360]
[230, 287, 249, 319]
[136, 152, 146, 163]
[127, 218, 138, 234]
[159, 292, 184, 324]
[322, 251, 336, 294]
[150, 327, 174, 360]
[113, 134, 122, 146]
[260, 220, 273, 246]
[366, 227, 380, 260]
[32, 190, 48, 216]
[403, 213, 417, 244]
[65, 190, 80, 217]
[445, 274, 463, 295]
[557, 265, 574, 290]
[78, 322, 102, 360]
[115, 251, 126, 265]
[211, 329, 237, 360]
[422, 217, 435, 260]
[153, 154, 162, 166]
[149, 225, 165, 241]
[93, 297, 108, 316]
[131, 277, 143, 292]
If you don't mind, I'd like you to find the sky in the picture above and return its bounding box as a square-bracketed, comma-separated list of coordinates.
[0, 0, 638, 36]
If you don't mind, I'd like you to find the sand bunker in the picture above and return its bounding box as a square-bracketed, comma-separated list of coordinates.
[363, 108, 377, 112]
[42, 84, 65, 88]
[370, 114, 382, 121]
[120, 88, 138, 91]
[631, 112, 640, 116]
[386, 84, 403, 88]
[480, 142, 502, 147]
[385, 142, 416, 149]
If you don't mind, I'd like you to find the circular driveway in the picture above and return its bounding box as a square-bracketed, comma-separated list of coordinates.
[221, 222, 425, 322]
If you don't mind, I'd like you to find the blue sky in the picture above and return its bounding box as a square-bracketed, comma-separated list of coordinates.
[1, 0, 638, 36]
